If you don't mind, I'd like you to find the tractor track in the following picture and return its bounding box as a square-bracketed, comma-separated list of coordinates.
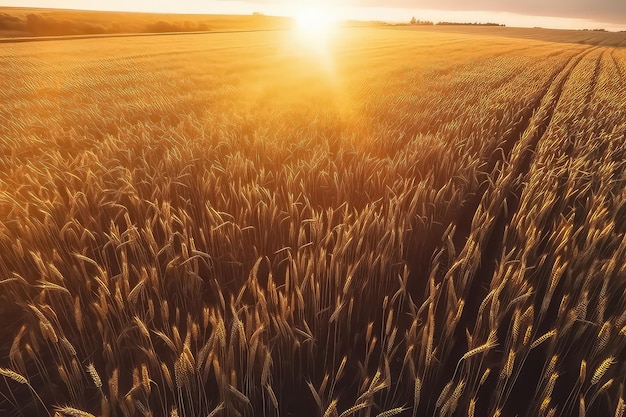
[465, 44, 600, 417]
[610, 48, 625, 81]
[465, 44, 601, 326]
[582, 50, 605, 116]
[429, 45, 602, 417]
[405, 45, 599, 308]
[397, 43, 600, 417]
[449, 45, 598, 263]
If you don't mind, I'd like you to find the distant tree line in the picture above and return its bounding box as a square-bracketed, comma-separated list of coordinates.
[435, 21, 505, 26]
[0, 12, 211, 37]
[409, 17, 505, 27]
[410, 17, 434, 25]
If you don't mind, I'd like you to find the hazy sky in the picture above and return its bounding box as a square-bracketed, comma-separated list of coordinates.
[383, 0, 625, 24]
[5, 0, 626, 30]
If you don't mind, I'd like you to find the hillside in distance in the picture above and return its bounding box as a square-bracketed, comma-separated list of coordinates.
[1, 21, 626, 417]
[0, 7, 291, 37]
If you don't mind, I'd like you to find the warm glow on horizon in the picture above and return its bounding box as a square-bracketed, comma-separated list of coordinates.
[2, 1, 626, 31]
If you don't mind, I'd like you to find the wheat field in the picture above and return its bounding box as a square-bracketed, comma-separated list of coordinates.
[1, 25, 626, 417]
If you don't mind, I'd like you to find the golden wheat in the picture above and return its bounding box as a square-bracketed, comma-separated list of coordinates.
[86, 363, 102, 389]
[54, 407, 97, 417]
[376, 407, 408, 417]
[0, 368, 28, 384]
[1, 22, 625, 417]
[591, 357, 615, 385]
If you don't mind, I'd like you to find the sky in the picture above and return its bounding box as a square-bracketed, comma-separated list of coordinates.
[4, 0, 626, 31]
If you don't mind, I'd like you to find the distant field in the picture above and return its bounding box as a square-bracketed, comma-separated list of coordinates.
[1, 26, 626, 417]
[0, 7, 291, 37]
[391, 24, 626, 47]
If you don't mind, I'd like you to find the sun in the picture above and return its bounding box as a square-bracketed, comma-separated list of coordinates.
[284, 4, 342, 73]
[293, 6, 339, 41]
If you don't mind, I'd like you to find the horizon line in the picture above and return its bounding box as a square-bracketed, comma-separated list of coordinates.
[2, 4, 625, 32]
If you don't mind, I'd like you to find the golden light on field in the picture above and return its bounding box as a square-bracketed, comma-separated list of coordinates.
[4, 7, 626, 417]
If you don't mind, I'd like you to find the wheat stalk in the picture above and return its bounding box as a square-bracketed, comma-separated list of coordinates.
[101, 395, 110, 417]
[530, 329, 556, 349]
[227, 384, 252, 411]
[612, 394, 626, 417]
[0, 368, 28, 384]
[461, 331, 498, 361]
[141, 364, 150, 394]
[161, 363, 173, 392]
[468, 398, 476, 417]
[376, 407, 408, 417]
[206, 402, 224, 417]
[339, 401, 371, 417]
[87, 363, 102, 389]
[54, 407, 96, 417]
[591, 357, 614, 385]
[323, 399, 338, 417]
[579, 395, 585, 417]
[480, 368, 491, 386]
[412, 376, 421, 417]
[265, 384, 279, 410]
[0, 367, 49, 415]
[307, 381, 323, 412]
[579, 360, 587, 384]
[435, 381, 453, 409]
[502, 350, 516, 379]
